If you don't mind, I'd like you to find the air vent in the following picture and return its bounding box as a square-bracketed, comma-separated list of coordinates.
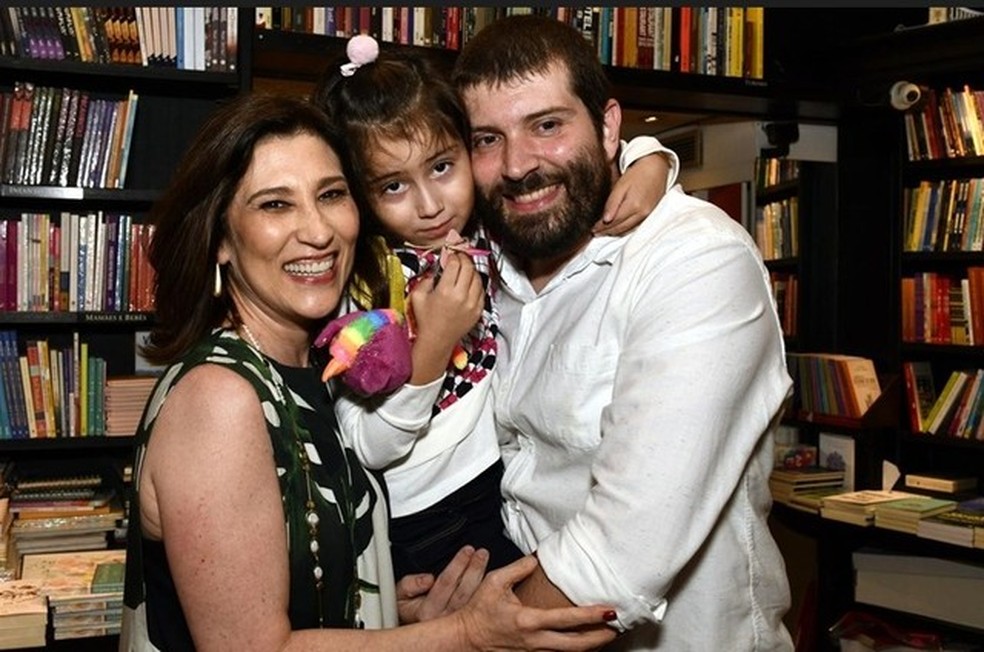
[660, 128, 702, 169]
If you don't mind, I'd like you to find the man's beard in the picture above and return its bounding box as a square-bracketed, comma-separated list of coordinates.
[475, 143, 612, 261]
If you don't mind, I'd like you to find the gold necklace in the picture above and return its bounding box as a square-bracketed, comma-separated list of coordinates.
[232, 322, 342, 627]
[239, 321, 263, 355]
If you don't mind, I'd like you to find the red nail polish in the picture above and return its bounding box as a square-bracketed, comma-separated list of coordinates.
[603, 610, 617, 622]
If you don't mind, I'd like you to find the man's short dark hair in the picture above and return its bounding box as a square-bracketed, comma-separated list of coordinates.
[451, 14, 611, 135]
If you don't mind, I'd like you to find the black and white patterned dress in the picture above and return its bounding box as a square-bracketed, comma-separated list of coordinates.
[121, 329, 396, 651]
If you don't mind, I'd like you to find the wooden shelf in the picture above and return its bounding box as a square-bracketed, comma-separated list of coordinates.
[786, 374, 901, 431]
[0, 436, 134, 453]
[251, 28, 840, 123]
[0, 312, 153, 326]
[0, 185, 159, 204]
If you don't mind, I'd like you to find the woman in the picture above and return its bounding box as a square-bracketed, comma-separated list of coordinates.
[121, 94, 617, 651]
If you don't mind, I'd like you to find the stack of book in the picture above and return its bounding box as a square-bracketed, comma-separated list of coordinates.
[872, 495, 957, 534]
[19, 549, 125, 641]
[769, 466, 845, 512]
[104, 376, 157, 436]
[7, 474, 123, 570]
[819, 490, 921, 526]
[917, 496, 984, 548]
[0, 579, 46, 649]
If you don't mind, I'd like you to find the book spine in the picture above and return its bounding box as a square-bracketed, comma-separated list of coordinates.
[25, 341, 48, 437]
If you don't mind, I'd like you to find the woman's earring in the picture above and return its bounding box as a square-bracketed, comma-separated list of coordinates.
[213, 263, 223, 298]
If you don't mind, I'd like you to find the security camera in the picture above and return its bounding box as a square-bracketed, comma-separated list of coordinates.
[890, 81, 922, 111]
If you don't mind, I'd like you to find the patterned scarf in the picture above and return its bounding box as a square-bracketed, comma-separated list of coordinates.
[392, 226, 498, 417]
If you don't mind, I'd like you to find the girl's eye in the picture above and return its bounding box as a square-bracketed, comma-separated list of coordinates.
[381, 181, 408, 196]
[433, 160, 453, 176]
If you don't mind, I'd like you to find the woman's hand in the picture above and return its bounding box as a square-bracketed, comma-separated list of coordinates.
[397, 546, 489, 624]
[455, 555, 618, 651]
[594, 151, 670, 236]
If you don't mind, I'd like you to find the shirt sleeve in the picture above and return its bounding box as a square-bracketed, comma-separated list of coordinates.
[334, 377, 443, 469]
[618, 136, 680, 190]
[535, 205, 791, 627]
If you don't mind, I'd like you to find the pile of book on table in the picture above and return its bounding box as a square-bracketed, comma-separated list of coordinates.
[19, 548, 125, 641]
[0, 579, 47, 649]
[6, 471, 125, 571]
[769, 465, 846, 513]
[817, 471, 984, 548]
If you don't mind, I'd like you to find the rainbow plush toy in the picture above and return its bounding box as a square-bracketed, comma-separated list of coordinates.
[314, 308, 412, 397]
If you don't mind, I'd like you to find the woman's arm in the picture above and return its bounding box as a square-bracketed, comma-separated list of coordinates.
[143, 365, 616, 652]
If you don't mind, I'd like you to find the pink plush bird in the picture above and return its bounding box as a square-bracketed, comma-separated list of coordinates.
[314, 308, 412, 397]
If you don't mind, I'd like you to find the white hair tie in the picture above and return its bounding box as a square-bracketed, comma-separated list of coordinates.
[340, 34, 380, 77]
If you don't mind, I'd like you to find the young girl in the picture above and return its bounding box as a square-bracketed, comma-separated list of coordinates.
[312, 35, 679, 579]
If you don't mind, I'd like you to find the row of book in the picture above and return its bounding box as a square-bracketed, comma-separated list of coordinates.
[899, 268, 984, 346]
[769, 271, 797, 338]
[904, 362, 984, 439]
[1, 84, 139, 190]
[903, 85, 984, 161]
[753, 196, 799, 261]
[0, 212, 156, 314]
[755, 157, 800, 191]
[902, 177, 984, 253]
[927, 6, 983, 24]
[0, 7, 239, 73]
[255, 6, 766, 78]
[0, 331, 112, 440]
[785, 352, 882, 420]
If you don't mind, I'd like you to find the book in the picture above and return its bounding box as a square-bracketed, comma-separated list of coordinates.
[926, 369, 972, 435]
[820, 490, 921, 526]
[818, 432, 856, 491]
[902, 360, 936, 432]
[905, 471, 978, 494]
[917, 511, 979, 547]
[873, 495, 957, 534]
[0, 580, 47, 629]
[853, 550, 984, 630]
[20, 549, 125, 605]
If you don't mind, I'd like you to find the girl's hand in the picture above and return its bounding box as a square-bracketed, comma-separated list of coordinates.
[594, 151, 671, 236]
[407, 252, 484, 384]
[455, 555, 618, 651]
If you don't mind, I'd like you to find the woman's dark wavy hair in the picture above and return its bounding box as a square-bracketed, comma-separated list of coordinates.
[311, 47, 471, 308]
[142, 93, 384, 366]
[451, 14, 611, 138]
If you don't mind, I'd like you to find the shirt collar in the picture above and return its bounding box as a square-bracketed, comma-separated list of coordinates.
[498, 235, 626, 299]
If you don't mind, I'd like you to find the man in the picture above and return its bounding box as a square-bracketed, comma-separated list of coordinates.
[452, 15, 795, 651]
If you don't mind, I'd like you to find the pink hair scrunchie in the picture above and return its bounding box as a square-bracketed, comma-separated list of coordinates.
[340, 34, 379, 77]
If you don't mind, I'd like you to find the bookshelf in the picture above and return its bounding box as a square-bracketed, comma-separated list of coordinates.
[0, 8, 252, 647]
[772, 13, 984, 651]
[753, 159, 838, 350]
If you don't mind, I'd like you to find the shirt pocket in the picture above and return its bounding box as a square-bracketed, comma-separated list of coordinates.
[536, 342, 619, 450]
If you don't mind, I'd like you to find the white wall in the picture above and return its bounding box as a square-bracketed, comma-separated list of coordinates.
[667, 121, 838, 192]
